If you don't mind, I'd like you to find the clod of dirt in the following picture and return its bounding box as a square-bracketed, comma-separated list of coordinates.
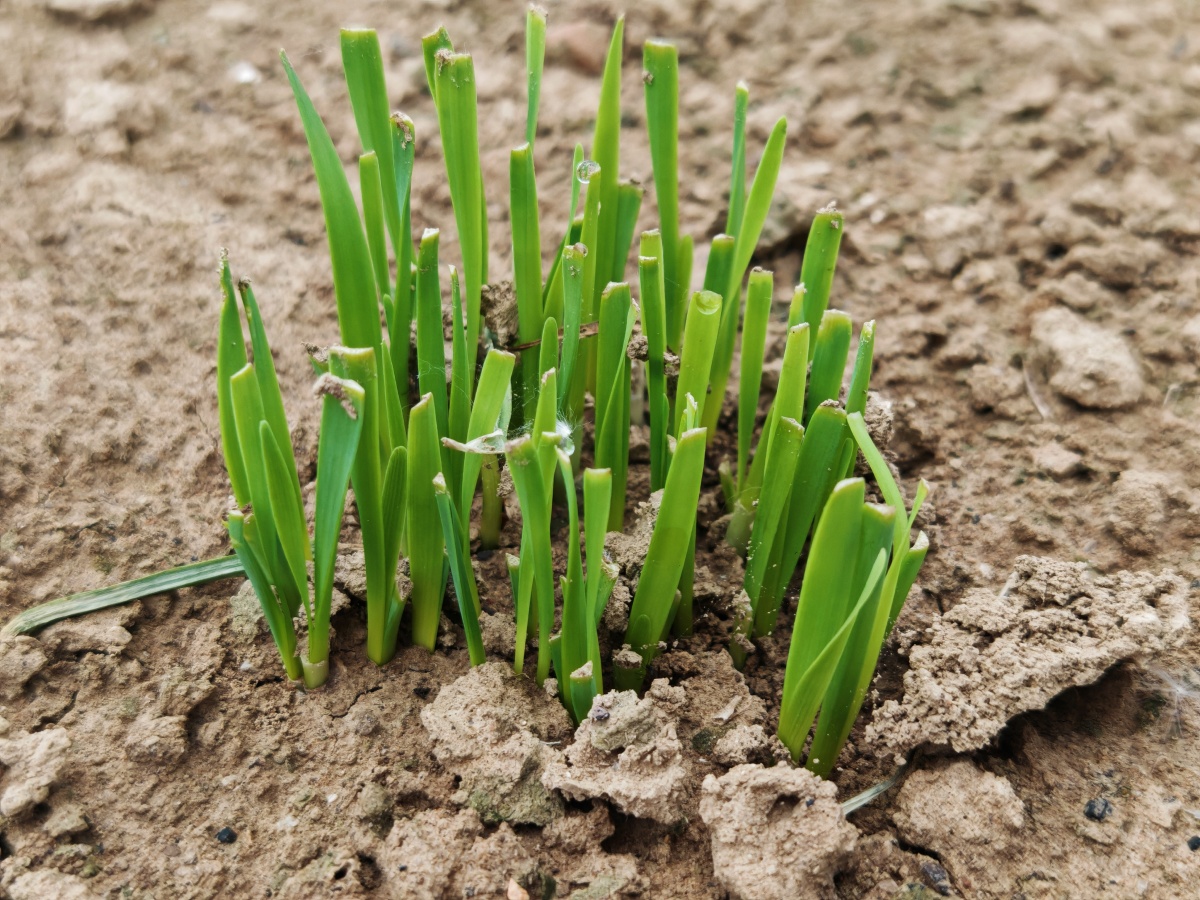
[383, 808, 482, 900]
[479, 609, 516, 657]
[123, 714, 188, 765]
[228, 581, 264, 643]
[155, 666, 214, 717]
[710, 724, 789, 767]
[1106, 469, 1174, 555]
[480, 281, 519, 349]
[606, 491, 659, 580]
[0, 721, 70, 817]
[542, 685, 691, 824]
[5, 869, 99, 900]
[43, 802, 88, 838]
[893, 760, 1026, 891]
[0, 636, 47, 700]
[542, 802, 646, 896]
[420, 661, 571, 825]
[1038, 271, 1111, 313]
[1029, 306, 1143, 409]
[1031, 443, 1083, 479]
[1065, 237, 1162, 290]
[869, 556, 1190, 756]
[920, 204, 1001, 276]
[699, 763, 858, 900]
[38, 608, 133, 655]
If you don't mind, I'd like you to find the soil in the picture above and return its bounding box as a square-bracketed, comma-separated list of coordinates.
[2, 0, 1200, 898]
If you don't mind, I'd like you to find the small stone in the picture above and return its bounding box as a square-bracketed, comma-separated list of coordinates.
[506, 879, 530, 900]
[1031, 444, 1082, 479]
[1084, 797, 1113, 821]
[919, 860, 953, 896]
[357, 782, 393, 823]
[1188, 835, 1200, 851]
[215, 827, 237, 844]
[228, 62, 261, 85]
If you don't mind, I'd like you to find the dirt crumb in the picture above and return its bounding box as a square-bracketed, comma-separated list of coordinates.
[542, 688, 691, 823]
[893, 760, 1026, 891]
[123, 713, 189, 765]
[869, 556, 1190, 756]
[5, 869, 99, 900]
[383, 808, 481, 900]
[699, 764, 857, 900]
[0, 724, 70, 817]
[711, 724, 788, 767]
[1029, 306, 1144, 410]
[421, 662, 570, 825]
[0, 637, 47, 700]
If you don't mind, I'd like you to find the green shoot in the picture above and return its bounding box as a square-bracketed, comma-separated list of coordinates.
[730, 415, 804, 667]
[407, 393, 447, 652]
[637, 233, 670, 492]
[673, 291, 722, 436]
[434, 473, 485, 666]
[0, 556, 244, 638]
[415, 230, 449, 448]
[793, 204, 846, 358]
[736, 268, 773, 490]
[726, 323, 809, 551]
[389, 112, 415, 410]
[341, 30, 401, 254]
[525, 6, 547, 148]
[281, 53, 382, 359]
[704, 116, 787, 438]
[643, 40, 682, 350]
[594, 283, 635, 529]
[428, 42, 486, 373]
[726, 83, 749, 236]
[587, 18, 625, 342]
[806, 310, 853, 421]
[511, 143, 544, 424]
[616, 424, 707, 691]
[506, 369, 561, 682]
[329, 346, 404, 666]
[556, 460, 612, 723]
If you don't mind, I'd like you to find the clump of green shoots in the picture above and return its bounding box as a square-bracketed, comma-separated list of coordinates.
[233, 12, 933, 769]
[217, 257, 363, 689]
[11, 10, 934, 781]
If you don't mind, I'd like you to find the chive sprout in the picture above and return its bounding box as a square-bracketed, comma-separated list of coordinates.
[11, 14, 933, 783]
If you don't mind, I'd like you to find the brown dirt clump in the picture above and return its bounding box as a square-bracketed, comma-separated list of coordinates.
[699, 763, 858, 900]
[869, 555, 1190, 757]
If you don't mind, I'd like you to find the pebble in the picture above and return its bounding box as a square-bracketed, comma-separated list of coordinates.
[1084, 797, 1113, 821]
[1031, 444, 1082, 479]
[919, 860, 953, 896]
[215, 827, 237, 844]
[1188, 836, 1200, 851]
